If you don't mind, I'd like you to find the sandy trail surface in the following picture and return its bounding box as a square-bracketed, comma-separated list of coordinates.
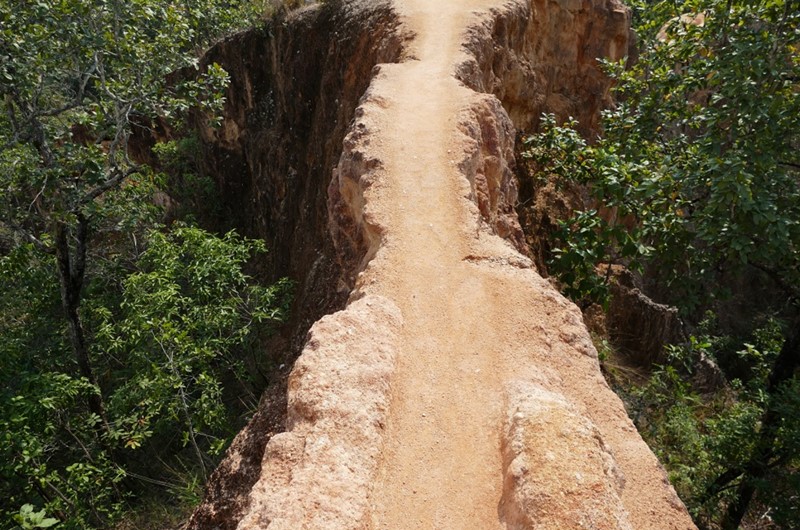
[350, 0, 696, 528]
[363, 2, 510, 528]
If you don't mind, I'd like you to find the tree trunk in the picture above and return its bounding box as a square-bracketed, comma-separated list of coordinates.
[54, 216, 108, 427]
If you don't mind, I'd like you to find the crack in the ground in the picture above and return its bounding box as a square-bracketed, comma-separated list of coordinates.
[463, 253, 533, 269]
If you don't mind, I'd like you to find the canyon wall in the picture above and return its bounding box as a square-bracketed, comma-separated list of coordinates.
[194, 1, 407, 348]
[187, 1, 695, 529]
[459, 0, 630, 134]
[187, 4, 406, 526]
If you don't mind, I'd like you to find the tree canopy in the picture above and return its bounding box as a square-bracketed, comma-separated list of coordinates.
[0, 1, 289, 528]
[523, 0, 799, 527]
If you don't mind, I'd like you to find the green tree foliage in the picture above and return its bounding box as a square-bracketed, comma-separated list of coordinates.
[13, 505, 58, 530]
[97, 227, 292, 475]
[0, 0, 232, 430]
[0, 1, 290, 528]
[0, 228, 290, 528]
[526, 0, 799, 310]
[627, 318, 799, 528]
[523, 0, 799, 527]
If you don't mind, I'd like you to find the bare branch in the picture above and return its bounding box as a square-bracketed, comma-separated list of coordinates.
[749, 261, 799, 300]
[73, 213, 89, 291]
[79, 165, 141, 206]
[0, 219, 54, 254]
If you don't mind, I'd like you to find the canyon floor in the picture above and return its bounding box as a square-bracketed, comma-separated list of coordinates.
[234, 1, 699, 528]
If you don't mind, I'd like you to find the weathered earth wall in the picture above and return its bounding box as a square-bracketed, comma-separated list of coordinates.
[187, 1, 694, 529]
[194, 1, 407, 348]
[460, 0, 630, 134]
[186, 3, 406, 527]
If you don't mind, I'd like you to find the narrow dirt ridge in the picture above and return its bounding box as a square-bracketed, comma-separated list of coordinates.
[365, 2, 515, 527]
[235, 1, 699, 528]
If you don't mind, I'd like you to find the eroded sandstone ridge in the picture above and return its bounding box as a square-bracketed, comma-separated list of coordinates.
[189, 0, 698, 528]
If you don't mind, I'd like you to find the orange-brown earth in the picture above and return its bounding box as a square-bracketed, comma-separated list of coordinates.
[190, 1, 699, 528]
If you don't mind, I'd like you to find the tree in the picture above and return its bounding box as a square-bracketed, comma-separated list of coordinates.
[0, 0, 232, 427]
[0, 225, 291, 528]
[523, 0, 799, 527]
[0, 1, 289, 527]
[96, 226, 292, 480]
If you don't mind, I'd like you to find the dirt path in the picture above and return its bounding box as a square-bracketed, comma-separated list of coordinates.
[352, 0, 697, 528]
[362, 2, 508, 528]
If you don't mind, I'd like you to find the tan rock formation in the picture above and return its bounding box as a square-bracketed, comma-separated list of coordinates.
[186, 5, 407, 525]
[500, 383, 632, 530]
[458, 0, 632, 134]
[189, 0, 699, 528]
[237, 295, 402, 529]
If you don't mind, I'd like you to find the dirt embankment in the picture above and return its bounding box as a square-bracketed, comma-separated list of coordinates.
[189, 1, 698, 528]
[186, 4, 406, 527]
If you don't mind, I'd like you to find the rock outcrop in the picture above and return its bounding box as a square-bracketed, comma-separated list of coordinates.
[237, 295, 402, 530]
[500, 383, 632, 530]
[188, 1, 698, 529]
[459, 0, 631, 134]
[607, 269, 686, 366]
[186, 4, 406, 527]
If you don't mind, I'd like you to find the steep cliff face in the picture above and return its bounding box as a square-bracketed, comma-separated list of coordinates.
[194, 1, 406, 346]
[452, 0, 632, 274]
[459, 0, 631, 274]
[187, 4, 406, 527]
[459, 0, 630, 134]
[188, 1, 695, 529]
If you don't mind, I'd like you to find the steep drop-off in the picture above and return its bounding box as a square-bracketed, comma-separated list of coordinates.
[186, 5, 406, 527]
[189, 1, 698, 528]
